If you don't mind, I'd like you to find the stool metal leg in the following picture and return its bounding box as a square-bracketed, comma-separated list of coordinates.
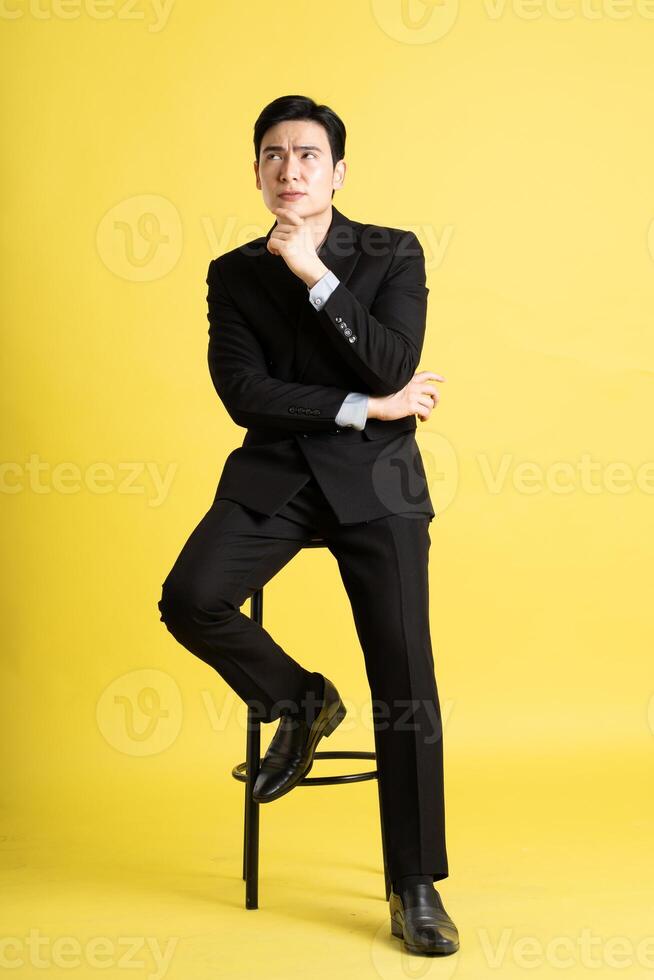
[243, 706, 260, 908]
[241, 589, 264, 909]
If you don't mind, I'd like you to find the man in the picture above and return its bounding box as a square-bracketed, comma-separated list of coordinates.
[158, 94, 459, 956]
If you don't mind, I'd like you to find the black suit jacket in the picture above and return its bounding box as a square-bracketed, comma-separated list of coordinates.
[205, 204, 435, 524]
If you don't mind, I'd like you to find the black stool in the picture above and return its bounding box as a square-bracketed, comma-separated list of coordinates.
[231, 535, 392, 909]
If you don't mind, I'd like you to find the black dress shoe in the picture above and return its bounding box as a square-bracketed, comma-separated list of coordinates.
[389, 883, 459, 955]
[251, 675, 346, 804]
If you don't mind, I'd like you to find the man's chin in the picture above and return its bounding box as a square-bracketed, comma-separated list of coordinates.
[274, 198, 308, 211]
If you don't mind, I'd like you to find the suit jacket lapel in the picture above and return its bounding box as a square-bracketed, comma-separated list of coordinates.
[253, 204, 362, 380]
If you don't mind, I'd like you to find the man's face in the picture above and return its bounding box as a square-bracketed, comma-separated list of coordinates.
[254, 119, 345, 217]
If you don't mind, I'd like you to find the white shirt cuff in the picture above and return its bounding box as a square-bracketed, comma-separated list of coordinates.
[335, 392, 369, 430]
[307, 269, 340, 310]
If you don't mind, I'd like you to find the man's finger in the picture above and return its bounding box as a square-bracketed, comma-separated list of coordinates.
[414, 371, 446, 381]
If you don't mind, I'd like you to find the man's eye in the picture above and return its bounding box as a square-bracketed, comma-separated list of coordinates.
[266, 152, 316, 159]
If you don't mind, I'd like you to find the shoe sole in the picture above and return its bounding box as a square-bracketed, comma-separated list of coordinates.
[390, 916, 459, 955]
[252, 698, 347, 804]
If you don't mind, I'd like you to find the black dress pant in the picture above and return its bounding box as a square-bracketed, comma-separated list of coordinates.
[157, 474, 448, 883]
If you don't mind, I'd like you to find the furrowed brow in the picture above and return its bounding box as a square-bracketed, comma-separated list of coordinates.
[262, 144, 324, 153]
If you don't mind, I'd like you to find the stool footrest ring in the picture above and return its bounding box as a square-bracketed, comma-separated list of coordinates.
[232, 749, 378, 785]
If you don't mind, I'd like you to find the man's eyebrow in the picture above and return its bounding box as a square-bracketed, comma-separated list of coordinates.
[262, 144, 324, 153]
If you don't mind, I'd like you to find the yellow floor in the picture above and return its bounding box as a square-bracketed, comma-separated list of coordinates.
[2, 745, 650, 980]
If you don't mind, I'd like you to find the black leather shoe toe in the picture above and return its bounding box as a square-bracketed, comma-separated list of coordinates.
[252, 674, 345, 804]
[389, 883, 459, 955]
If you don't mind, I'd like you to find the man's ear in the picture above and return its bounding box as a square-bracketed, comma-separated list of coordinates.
[333, 159, 346, 192]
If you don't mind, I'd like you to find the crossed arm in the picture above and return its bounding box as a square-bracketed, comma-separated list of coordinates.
[307, 271, 368, 431]
[206, 230, 429, 433]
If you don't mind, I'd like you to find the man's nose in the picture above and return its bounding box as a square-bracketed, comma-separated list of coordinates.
[279, 155, 300, 181]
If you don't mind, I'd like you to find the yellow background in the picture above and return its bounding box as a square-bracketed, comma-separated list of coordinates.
[2, 1, 653, 977]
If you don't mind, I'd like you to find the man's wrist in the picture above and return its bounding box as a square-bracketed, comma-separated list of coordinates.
[302, 260, 329, 289]
[367, 396, 381, 421]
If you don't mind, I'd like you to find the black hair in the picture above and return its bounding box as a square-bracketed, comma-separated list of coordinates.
[253, 95, 346, 199]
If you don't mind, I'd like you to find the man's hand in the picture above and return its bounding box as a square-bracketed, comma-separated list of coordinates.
[368, 371, 445, 423]
[267, 207, 328, 287]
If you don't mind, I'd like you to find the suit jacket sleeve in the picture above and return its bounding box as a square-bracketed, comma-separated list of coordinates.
[313, 230, 429, 397]
[206, 258, 353, 432]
